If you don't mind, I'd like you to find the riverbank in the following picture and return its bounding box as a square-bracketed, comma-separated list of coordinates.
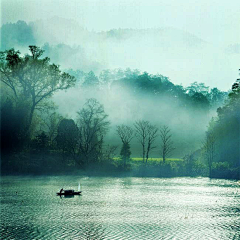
[1, 153, 239, 179]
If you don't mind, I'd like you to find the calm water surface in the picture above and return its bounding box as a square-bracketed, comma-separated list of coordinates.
[1, 176, 240, 239]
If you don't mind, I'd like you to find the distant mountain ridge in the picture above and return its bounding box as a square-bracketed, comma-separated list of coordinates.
[1, 17, 206, 50]
[1, 17, 239, 90]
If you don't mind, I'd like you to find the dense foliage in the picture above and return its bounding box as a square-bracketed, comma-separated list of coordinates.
[203, 74, 240, 179]
[0, 46, 238, 179]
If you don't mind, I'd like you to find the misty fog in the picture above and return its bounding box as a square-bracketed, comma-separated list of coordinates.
[1, 17, 239, 90]
[1, 17, 233, 158]
[33, 17, 239, 90]
[1, 2, 239, 179]
[52, 80, 214, 158]
[1, 3, 240, 240]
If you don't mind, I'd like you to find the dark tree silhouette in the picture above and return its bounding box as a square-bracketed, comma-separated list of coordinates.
[116, 125, 134, 144]
[77, 98, 110, 165]
[40, 111, 63, 146]
[56, 119, 79, 157]
[134, 120, 158, 164]
[116, 124, 134, 167]
[0, 46, 76, 135]
[203, 131, 216, 178]
[135, 120, 148, 163]
[160, 125, 175, 163]
[120, 143, 131, 168]
[33, 131, 49, 152]
[145, 124, 158, 163]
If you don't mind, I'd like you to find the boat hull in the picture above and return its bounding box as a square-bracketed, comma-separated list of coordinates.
[56, 191, 81, 196]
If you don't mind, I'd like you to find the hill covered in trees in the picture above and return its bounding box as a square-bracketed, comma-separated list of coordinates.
[1, 45, 239, 179]
[1, 19, 239, 90]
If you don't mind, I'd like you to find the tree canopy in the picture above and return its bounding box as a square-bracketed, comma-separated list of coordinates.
[0, 46, 76, 134]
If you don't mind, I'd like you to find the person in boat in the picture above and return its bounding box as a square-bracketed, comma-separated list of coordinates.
[60, 188, 63, 194]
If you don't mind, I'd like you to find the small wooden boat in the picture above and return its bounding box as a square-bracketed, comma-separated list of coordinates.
[56, 189, 81, 196]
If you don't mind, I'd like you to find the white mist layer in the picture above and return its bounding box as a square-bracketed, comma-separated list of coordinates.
[30, 17, 240, 91]
[53, 85, 214, 157]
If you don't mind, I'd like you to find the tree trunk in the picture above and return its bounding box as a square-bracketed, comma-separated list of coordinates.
[142, 143, 145, 163]
[163, 151, 166, 164]
[146, 148, 150, 164]
[25, 104, 35, 137]
[146, 143, 150, 164]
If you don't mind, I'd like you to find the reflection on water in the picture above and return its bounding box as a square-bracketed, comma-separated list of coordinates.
[1, 176, 240, 239]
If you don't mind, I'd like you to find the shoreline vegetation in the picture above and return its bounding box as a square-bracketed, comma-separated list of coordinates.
[1, 45, 239, 180]
[2, 154, 239, 180]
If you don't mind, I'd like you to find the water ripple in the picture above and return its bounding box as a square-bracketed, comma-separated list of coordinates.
[1, 176, 240, 239]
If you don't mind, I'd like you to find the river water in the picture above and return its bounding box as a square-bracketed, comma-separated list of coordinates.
[1, 176, 240, 239]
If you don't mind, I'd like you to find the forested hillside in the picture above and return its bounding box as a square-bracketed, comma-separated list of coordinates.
[0, 20, 239, 178]
[1, 45, 238, 178]
[1, 19, 238, 89]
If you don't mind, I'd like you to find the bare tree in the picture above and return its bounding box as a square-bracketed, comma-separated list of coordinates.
[46, 112, 63, 145]
[203, 131, 216, 177]
[134, 120, 158, 164]
[77, 98, 110, 165]
[160, 125, 175, 163]
[146, 125, 158, 163]
[39, 108, 63, 145]
[116, 124, 134, 167]
[116, 125, 134, 144]
[102, 145, 118, 162]
[135, 120, 148, 163]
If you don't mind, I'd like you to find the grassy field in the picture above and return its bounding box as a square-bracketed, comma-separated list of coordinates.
[113, 157, 183, 164]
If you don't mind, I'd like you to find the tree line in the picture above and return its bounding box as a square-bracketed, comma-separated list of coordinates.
[202, 71, 240, 179]
[0, 46, 174, 173]
[1, 46, 239, 178]
[183, 71, 240, 179]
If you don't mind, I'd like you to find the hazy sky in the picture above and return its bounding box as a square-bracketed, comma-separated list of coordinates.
[1, 0, 240, 46]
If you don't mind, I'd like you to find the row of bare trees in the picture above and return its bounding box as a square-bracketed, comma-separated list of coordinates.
[116, 121, 175, 166]
[54, 100, 175, 168]
[0, 46, 175, 170]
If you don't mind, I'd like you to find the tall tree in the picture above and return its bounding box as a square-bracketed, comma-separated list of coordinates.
[40, 111, 63, 146]
[0, 46, 76, 135]
[116, 125, 134, 145]
[145, 124, 158, 163]
[56, 119, 79, 157]
[160, 125, 175, 163]
[77, 98, 110, 165]
[134, 120, 148, 163]
[120, 143, 131, 167]
[203, 131, 216, 178]
[134, 120, 158, 163]
[116, 124, 134, 167]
